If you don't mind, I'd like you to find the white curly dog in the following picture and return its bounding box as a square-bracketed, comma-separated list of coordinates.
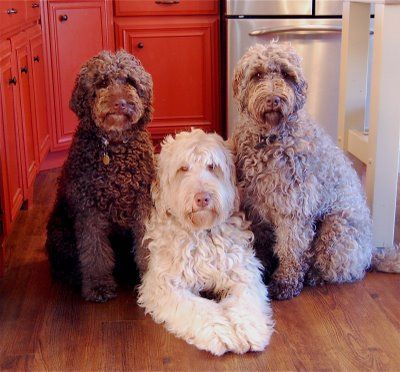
[138, 129, 274, 356]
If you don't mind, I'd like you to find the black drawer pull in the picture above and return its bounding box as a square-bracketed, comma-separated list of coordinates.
[138, 42, 144, 49]
[155, 0, 180, 4]
[9, 77, 17, 85]
[21, 66, 28, 74]
[32, 3, 40, 8]
[7, 8, 18, 15]
[33, 56, 40, 63]
[60, 14, 68, 21]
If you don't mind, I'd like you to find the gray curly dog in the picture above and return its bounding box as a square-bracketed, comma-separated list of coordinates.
[232, 42, 400, 300]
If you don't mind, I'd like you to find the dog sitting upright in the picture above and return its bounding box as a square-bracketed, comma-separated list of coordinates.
[232, 42, 400, 300]
[46, 50, 155, 302]
[138, 129, 274, 356]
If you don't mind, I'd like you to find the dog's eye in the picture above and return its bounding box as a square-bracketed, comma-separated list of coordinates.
[282, 71, 290, 79]
[178, 165, 189, 173]
[253, 72, 263, 80]
[97, 79, 108, 89]
[207, 164, 216, 172]
[126, 77, 137, 88]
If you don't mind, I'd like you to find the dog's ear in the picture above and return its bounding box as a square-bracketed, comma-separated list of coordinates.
[70, 66, 90, 119]
[294, 78, 308, 112]
[221, 138, 241, 213]
[151, 154, 169, 217]
[151, 155, 161, 208]
[117, 50, 154, 126]
[283, 45, 308, 112]
[134, 67, 153, 126]
[232, 64, 243, 100]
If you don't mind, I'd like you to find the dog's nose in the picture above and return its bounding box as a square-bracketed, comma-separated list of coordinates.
[194, 192, 211, 208]
[114, 99, 127, 112]
[266, 96, 280, 108]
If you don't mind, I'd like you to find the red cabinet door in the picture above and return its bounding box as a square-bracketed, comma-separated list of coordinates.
[11, 32, 38, 195]
[28, 25, 49, 163]
[46, 1, 114, 150]
[115, 16, 221, 141]
[0, 40, 24, 234]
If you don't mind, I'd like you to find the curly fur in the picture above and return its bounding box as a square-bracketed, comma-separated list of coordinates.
[138, 129, 274, 355]
[46, 50, 155, 302]
[232, 42, 396, 300]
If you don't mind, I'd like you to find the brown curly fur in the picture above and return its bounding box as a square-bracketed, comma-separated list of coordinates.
[46, 50, 155, 302]
[232, 42, 374, 300]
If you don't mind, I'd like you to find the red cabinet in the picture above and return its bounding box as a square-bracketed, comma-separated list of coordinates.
[0, 40, 25, 235]
[0, 6, 47, 274]
[115, 15, 220, 141]
[114, 0, 221, 141]
[44, 1, 114, 150]
[11, 32, 39, 196]
[28, 25, 50, 162]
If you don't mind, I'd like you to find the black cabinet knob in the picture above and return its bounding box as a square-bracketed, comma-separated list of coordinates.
[32, 3, 40, 8]
[33, 56, 40, 63]
[7, 8, 18, 15]
[21, 66, 28, 74]
[9, 77, 17, 85]
[138, 42, 144, 49]
[60, 14, 68, 21]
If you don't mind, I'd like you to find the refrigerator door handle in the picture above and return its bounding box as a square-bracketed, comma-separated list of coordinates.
[249, 25, 374, 36]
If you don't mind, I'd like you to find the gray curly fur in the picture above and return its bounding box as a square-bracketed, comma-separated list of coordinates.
[46, 50, 155, 302]
[232, 42, 373, 300]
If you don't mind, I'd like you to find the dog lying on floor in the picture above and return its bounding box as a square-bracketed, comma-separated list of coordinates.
[138, 129, 274, 356]
[46, 50, 155, 302]
[232, 42, 400, 300]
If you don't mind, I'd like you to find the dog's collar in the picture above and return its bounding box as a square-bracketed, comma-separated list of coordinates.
[100, 136, 110, 166]
[255, 133, 281, 150]
[99, 135, 132, 166]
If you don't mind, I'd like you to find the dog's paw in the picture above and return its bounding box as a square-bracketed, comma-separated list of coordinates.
[193, 319, 245, 355]
[224, 310, 273, 353]
[82, 281, 117, 303]
[304, 267, 325, 287]
[269, 277, 303, 300]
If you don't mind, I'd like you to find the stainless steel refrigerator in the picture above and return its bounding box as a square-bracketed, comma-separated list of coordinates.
[225, 0, 373, 139]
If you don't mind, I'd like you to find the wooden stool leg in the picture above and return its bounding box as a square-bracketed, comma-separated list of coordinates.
[338, 1, 371, 150]
[366, 4, 400, 248]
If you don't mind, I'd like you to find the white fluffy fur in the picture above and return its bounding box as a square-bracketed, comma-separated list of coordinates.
[138, 129, 274, 356]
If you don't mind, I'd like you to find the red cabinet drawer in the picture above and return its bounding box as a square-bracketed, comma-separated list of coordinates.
[1, 1, 26, 32]
[114, 0, 218, 16]
[25, 0, 41, 21]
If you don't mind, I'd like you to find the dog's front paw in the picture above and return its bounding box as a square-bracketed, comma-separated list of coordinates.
[304, 267, 325, 287]
[269, 276, 303, 300]
[228, 314, 273, 353]
[82, 280, 117, 303]
[194, 319, 244, 356]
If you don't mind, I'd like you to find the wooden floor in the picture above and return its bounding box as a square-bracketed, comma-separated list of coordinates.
[0, 168, 399, 371]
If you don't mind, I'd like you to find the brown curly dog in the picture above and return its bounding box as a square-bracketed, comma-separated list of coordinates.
[46, 50, 155, 302]
[232, 42, 399, 300]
